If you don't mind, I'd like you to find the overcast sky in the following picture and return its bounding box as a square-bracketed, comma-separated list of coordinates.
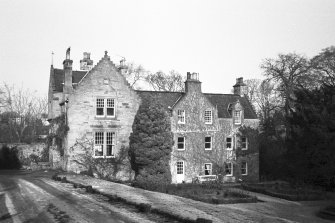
[1, 0, 334, 96]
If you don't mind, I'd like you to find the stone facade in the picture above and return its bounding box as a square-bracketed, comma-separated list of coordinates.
[48, 49, 259, 183]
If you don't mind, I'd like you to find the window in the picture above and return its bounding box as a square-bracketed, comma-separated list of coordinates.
[226, 137, 232, 150]
[94, 131, 115, 158]
[177, 161, 184, 174]
[225, 162, 233, 176]
[204, 163, 212, 175]
[241, 161, 247, 175]
[94, 132, 104, 157]
[96, 99, 104, 116]
[106, 132, 115, 156]
[205, 136, 212, 150]
[177, 110, 185, 124]
[233, 110, 241, 124]
[106, 99, 115, 117]
[177, 137, 185, 150]
[204, 110, 212, 124]
[96, 98, 115, 117]
[241, 137, 247, 150]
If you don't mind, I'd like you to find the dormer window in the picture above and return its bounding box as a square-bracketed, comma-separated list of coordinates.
[233, 110, 241, 124]
[204, 110, 212, 124]
[177, 110, 185, 124]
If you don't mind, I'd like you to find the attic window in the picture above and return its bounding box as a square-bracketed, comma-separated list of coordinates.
[204, 110, 212, 124]
[177, 110, 185, 124]
[103, 79, 109, 85]
[233, 110, 241, 125]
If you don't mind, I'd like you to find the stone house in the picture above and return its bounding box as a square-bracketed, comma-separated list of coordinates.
[48, 48, 259, 183]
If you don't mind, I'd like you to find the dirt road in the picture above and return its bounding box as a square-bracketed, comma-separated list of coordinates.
[0, 170, 156, 223]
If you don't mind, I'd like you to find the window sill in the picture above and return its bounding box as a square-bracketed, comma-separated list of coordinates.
[95, 116, 117, 120]
[241, 174, 248, 176]
[177, 149, 185, 151]
[226, 148, 233, 150]
[241, 148, 248, 151]
[204, 148, 212, 151]
[205, 122, 212, 125]
[93, 155, 115, 158]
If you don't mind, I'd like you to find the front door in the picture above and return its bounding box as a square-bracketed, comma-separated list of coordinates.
[176, 161, 185, 183]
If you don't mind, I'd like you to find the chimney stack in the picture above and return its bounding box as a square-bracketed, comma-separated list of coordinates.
[63, 47, 73, 94]
[80, 52, 93, 70]
[185, 72, 201, 93]
[233, 77, 247, 96]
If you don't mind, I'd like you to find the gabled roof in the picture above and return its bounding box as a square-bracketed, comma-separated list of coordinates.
[52, 68, 87, 92]
[204, 94, 257, 119]
[135, 91, 258, 119]
[135, 90, 184, 109]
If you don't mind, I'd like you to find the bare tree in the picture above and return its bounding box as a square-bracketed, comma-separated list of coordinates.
[122, 62, 148, 89]
[145, 70, 185, 92]
[244, 79, 283, 120]
[244, 79, 262, 106]
[70, 137, 131, 180]
[0, 83, 47, 142]
[261, 53, 315, 116]
[311, 46, 335, 87]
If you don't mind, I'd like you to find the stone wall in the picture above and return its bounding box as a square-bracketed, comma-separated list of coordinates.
[170, 82, 221, 183]
[0, 143, 47, 168]
[64, 55, 140, 176]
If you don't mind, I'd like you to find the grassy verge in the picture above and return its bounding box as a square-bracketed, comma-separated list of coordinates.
[134, 181, 258, 204]
[241, 183, 325, 201]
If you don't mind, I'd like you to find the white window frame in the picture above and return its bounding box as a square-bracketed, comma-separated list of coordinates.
[204, 110, 212, 124]
[177, 136, 185, 151]
[96, 98, 105, 117]
[96, 98, 116, 118]
[205, 136, 212, 150]
[93, 131, 116, 158]
[106, 132, 115, 157]
[176, 161, 184, 175]
[226, 137, 232, 150]
[225, 162, 233, 176]
[234, 110, 241, 125]
[241, 161, 248, 175]
[177, 110, 185, 124]
[94, 131, 104, 157]
[241, 137, 248, 150]
[204, 163, 212, 175]
[106, 98, 115, 118]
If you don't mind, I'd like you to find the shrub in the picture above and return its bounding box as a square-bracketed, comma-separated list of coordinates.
[0, 145, 21, 169]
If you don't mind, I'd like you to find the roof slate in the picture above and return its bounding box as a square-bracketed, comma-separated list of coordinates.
[135, 91, 257, 119]
[204, 94, 257, 119]
[52, 68, 87, 92]
[135, 90, 184, 109]
[50, 68, 257, 119]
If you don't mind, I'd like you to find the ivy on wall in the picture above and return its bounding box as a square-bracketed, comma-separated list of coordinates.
[236, 126, 259, 157]
[47, 114, 69, 156]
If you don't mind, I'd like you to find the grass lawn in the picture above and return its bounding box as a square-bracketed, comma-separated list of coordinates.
[136, 182, 258, 204]
[242, 181, 325, 201]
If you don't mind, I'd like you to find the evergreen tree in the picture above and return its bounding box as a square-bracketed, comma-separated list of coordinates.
[286, 85, 335, 189]
[129, 96, 173, 185]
